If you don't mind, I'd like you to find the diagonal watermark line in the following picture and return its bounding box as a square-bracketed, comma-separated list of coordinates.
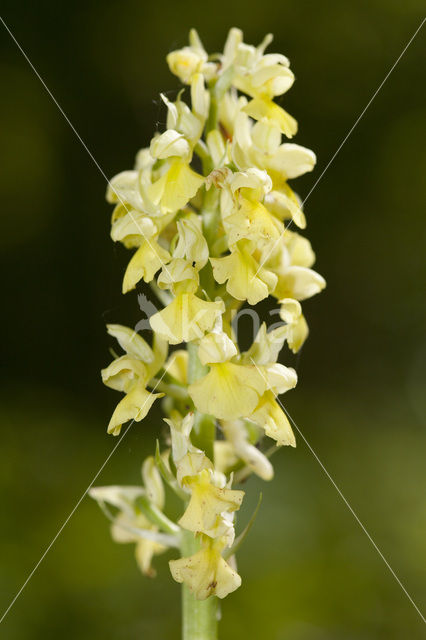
[302, 16, 425, 206]
[280, 399, 426, 625]
[249, 357, 426, 625]
[0, 366, 170, 625]
[0, 426, 131, 625]
[0, 15, 173, 280]
[253, 16, 426, 280]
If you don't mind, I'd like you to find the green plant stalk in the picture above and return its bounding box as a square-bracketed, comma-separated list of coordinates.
[187, 342, 216, 462]
[181, 529, 218, 640]
[188, 161, 219, 461]
[136, 495, 180, 534]
[183, 344, 218, 639]
[180, 81, 222, 639]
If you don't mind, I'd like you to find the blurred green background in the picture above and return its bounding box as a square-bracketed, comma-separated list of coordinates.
[1, 1, 425, 638]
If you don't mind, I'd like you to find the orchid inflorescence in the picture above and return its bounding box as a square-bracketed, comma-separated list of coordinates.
[90, 26, 325, 614]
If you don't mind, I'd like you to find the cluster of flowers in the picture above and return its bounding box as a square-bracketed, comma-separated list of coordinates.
[90, 28, 325, 601]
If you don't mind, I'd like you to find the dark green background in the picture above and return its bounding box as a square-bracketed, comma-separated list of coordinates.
[1, 1, 425, 638]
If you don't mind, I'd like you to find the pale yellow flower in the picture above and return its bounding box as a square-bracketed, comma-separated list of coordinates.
[105, 324, 154, 362]
[206, 129, 228, 167]
[142, 456, 165, 510]
[274, 263, 326, 302]
[283, 229, 316, 266]
[164, 411, 195, 463]
[102, 326, 166, 435]
[107, 161, 175, 222]
[235, 56, 294, 100]
[107, 169, 151, 213]
[211, 239, 277, 305]
[221, 27, 244, 69]
[177, 451, 214, 488]
[110, 206, 157, 247]
[217, 90, 248, 140]
[107, 164, 180, 296]
[221, 419, 274, 481]
[232, 111, 316, 180]
[223, 195, 282, 251]
[173, 212, 209, 270]
[170, 535, 241, 600]
[188, 360, 265, 420]
[229, 111, 315, 229]
[244, 97, 298, 138]
[197, 330, 238, 366]
[260, 362, 298, 395]
[279, 298, 309, 353]
[150, 130, 191, 161]
[206, 165, 269, 209]
[214, 168, 279, 251]
[151, 75, 209, 162]
[162, 411, 213, 490]
[241, 322, 288, 366]
[150, 294, 225, 345]
[147, 158, 205, 214]
[179, 469, 244, 542]
[161, 74, 209, 145]
[101, 355, 148, 393]
[157, 258, 200, 295]
[230, 44, 297, 136]
[165, 349, 188, 384]
[134, 534, 167, 577]
[213, 440, 239, 475]
[90, 460, 168, 577]
[165, 413, 207, 471]
[122, 238, 171, 293]
[89, 485, 144, 517]
[167, 29, 216, 84]
[189, 328, 296, 421]
[249, 390, 296, 447]
[227, 167, 272, 196]
[262, 232, 325, 302]
[107, 383, 163, 436]
[264, 186, 307, 229]
[221, 29, 294, 99]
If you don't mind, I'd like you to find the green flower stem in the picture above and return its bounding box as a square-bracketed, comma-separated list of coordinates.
[136, 495, 180, 535]
[187, 342, 215, 462]
[205, 66, 233, 137]
[187, 341, 208, 382]
[205, 90, 218, 140]
[181, 529, 218, 640]
[201, 188, 220, 252]
[180, 78, 222, 639]
[184, 342, 217, 638]
[195, 140, 210, 164]
[149, 379, 189, 400]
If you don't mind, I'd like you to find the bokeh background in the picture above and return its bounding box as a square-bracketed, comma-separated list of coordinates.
[1, 1, 425, 638]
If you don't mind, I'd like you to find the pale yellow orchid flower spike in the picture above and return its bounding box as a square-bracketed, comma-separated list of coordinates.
[91, 27, 325, 640]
